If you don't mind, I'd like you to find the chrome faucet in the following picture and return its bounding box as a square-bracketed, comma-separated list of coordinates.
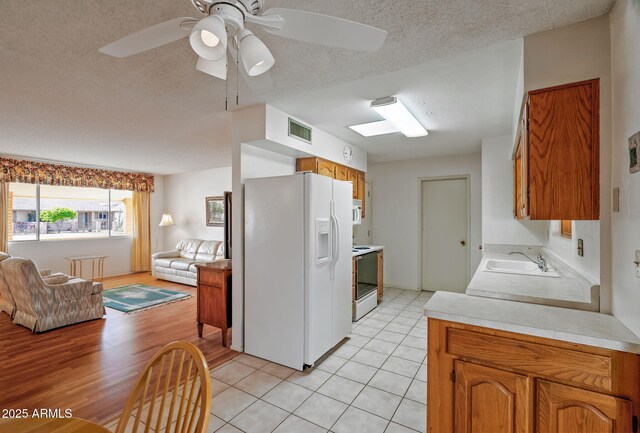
[508, 251, 549, 272]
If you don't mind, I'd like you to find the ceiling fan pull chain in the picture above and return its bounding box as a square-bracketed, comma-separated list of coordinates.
[225, 57, 229, 111]
[236, 46, 240, 106]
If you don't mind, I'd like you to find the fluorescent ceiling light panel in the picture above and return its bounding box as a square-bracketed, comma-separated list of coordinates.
[349, 120, 400, 137]
[371, 96, 428, 137]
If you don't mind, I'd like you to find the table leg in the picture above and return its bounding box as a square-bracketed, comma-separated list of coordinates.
[221, 324, 228, 347]
[197, 323, 203, 338]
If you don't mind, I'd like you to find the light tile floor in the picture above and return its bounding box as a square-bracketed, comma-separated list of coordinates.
[105, 288, 433, 433]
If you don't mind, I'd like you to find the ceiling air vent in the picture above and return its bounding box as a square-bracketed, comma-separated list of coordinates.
[288, 118, 312, 144]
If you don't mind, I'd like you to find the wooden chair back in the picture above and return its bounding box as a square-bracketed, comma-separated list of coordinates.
[115, 341, 211, 433]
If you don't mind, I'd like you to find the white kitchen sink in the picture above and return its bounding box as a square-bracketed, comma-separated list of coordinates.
[483, 259, 560, 278]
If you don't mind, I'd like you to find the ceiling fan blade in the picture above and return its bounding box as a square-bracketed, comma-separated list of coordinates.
[196, 56, 227, 80]
[260, 8, 387, 52]
[99, 17, 198, 57]
[229, 47, 274, 95]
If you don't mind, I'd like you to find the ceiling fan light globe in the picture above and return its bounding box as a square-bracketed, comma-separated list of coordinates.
[200, 30, 220, 47]
[239, 32, 275, 77]
[190, 15, 227, 61]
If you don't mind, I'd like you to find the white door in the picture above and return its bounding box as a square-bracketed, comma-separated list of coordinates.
[421, 178, 469, 292]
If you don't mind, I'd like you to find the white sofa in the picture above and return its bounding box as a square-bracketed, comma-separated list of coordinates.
[152, 239, 225, 286]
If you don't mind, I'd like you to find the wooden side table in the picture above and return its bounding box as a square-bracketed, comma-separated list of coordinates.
[196, 261, 232, 347]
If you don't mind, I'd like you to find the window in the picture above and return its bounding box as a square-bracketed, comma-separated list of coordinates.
[8, 183, 133, 241]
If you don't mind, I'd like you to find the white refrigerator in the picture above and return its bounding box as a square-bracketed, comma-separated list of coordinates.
[244, 173, 353, 370]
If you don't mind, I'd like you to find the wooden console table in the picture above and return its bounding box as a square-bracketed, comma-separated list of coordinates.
[196, 261, 232, 347]
[65, 255, 108, 281]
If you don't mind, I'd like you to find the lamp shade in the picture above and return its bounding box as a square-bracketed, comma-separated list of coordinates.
[189, 15, 227, 61]
[159, 213, 175, 227]
[238, 29, 275, 77]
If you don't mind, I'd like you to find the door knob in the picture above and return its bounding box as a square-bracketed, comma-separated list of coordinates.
[460, 241, 466, 246]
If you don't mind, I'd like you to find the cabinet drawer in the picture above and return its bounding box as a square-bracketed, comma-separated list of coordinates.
[447, 328, 612, 391]
[198, 269, 223, 287]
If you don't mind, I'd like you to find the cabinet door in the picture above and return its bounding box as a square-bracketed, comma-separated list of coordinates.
[335, 164, 348, 181]
[455, 360, 530, 433]
[317, 159, 336, 178]
[297, 157, 317, 173]
[537, 380, 632, 433]
[527, 79, 599, 220]
[357, 172, 366, 218]
[514, 141, 523, 220]
[348, 169, 358, 198]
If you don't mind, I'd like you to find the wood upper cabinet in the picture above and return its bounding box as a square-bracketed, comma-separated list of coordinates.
[296, 157, 366, 218]
[347, 169, 358, 198]
[455, 360, 530, 433]
[357, 171, 366, 218]
[537, 381, 632, 433]
[335, 164, 348, 181]
[427, 319, 640, 433]
[317, 159, 336, 178]
[516, 79, 600, 220]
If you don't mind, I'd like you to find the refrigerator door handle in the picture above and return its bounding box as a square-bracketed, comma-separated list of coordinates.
[330, 201, 339, 281]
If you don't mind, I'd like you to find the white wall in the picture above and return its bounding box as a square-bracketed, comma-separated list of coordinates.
[161, 166, 231, 251]
[265, 105, 367, 172]
[9, 175, 164, 277]
[610, 0, 640, 336]
[523, 15, 612, 312]
[369, 153, 482, 291]
[9, 237, 133, 277]
[481, 135, 548, 246]
[546, 220, 600, 282]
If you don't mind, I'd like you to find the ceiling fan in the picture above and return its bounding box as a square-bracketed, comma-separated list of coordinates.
[99, 0, 388, 94]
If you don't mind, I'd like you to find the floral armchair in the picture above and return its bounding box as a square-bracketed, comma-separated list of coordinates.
[2, 257, 105, 332]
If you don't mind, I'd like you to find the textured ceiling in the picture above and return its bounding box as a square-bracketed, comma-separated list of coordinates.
[0, 0, 614, 174]
[271, 39, 523, 163]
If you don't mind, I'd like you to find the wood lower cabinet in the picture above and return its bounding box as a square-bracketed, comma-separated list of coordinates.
[196, 261, 232, 347]
[455, 361, 530, 433]
[537, 381, 632, 433]
[427, 319, 640, 433]
[515, 79, 600, 220]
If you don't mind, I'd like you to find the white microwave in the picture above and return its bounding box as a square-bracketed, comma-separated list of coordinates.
[352, 199, 362, 225]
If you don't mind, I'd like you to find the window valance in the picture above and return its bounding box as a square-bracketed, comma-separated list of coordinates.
[0, 157, 154, 192]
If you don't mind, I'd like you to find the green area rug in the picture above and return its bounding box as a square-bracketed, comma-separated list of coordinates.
[103, 284, 191, 313]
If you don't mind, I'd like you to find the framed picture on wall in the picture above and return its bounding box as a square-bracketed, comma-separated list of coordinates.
[205, 196, 225, 227]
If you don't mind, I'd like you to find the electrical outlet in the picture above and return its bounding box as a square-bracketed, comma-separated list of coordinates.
[635, 250, 640, 279]
[577, 239, 584, 257]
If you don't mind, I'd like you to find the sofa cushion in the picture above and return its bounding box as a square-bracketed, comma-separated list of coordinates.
[176, 239, 203, 260]
[195, 240, 222, 262]
[154, 258, 176, 268]
[170, 259, 195, 271]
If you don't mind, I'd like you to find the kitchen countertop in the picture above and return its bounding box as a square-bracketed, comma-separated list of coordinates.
[352, 245, 384, 257]
[424, 291, 640, 354]
[466, 245, 599, 311]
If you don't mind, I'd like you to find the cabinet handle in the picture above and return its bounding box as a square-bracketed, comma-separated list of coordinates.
[460, 241, 466, 246]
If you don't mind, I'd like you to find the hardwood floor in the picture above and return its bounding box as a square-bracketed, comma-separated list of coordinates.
[0, 272, 237, 425]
